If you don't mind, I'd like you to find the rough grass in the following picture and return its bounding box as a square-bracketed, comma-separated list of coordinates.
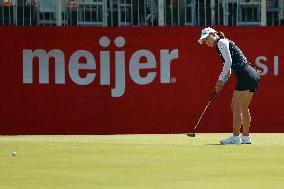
[0, 134, 284, 189]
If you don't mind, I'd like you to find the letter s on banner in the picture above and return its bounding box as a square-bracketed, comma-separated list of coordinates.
[255, 56, 268, 76]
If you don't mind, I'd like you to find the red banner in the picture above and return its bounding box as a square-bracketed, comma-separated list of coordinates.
[0, 26, 283, 134]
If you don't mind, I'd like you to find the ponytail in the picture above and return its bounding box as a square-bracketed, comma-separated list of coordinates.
[217, 31, 225, 39]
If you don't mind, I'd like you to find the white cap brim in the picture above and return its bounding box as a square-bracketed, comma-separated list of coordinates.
[198, 34, 209, 44]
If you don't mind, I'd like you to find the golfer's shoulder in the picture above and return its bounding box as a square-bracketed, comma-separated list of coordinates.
[217, 38, 230, 51]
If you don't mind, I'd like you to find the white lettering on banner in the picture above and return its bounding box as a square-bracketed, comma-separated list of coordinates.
[255, 56, 279, 76]
[23, 49, 65, 84]
[69, 50, 96, 85]
[160, 49, 179, 83]
[130, 50, 157, 85]
[22, 36, 179, 97]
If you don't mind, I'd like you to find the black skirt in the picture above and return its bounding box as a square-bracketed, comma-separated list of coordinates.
[233, 65, 260, 92]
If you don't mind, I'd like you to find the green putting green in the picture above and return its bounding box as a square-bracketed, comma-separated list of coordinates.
[0, 134, 283, 189]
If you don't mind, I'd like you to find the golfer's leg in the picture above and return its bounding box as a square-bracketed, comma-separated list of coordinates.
[231, 91, 242, 136]
[242, 109, 251, 136]
[241, 92, 253, 136]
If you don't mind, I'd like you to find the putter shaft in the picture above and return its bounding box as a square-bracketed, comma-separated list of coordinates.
[187, 90, 216, 137]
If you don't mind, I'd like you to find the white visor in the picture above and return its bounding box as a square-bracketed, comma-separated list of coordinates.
[198, 27, 217, 44]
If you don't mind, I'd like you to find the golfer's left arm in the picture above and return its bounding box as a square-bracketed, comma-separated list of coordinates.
[215, 39, 232, 92]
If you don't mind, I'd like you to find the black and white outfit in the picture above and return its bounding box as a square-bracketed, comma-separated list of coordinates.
[216, 38, 260, 92]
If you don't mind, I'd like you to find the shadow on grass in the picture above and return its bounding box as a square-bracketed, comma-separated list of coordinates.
[205, 143, 224, 146]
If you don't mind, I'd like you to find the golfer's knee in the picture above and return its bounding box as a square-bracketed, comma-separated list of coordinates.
[232, 103, 241, 113]
[241, 107, 250, 115]
[242, 108, 251, 123]
[232, 107, 242, 119]
[231, 100, 240, 111]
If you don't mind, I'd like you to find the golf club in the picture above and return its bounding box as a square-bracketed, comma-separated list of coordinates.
[187, 90, 217, 137]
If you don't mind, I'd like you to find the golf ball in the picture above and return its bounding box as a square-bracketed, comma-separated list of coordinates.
[12, 152, 16, 156]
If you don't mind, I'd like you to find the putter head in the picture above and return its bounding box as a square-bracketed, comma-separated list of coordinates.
[187, 133, 196, 137]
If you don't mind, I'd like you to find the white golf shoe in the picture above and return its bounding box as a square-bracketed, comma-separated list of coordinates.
[220, 135, 242, 145]
[241, 135, 252, 144]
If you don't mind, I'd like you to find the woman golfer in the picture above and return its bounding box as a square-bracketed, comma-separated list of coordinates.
[198, 27, 260, 144]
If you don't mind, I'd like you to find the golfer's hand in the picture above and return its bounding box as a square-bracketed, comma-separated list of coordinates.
[215, 80, 223, 93]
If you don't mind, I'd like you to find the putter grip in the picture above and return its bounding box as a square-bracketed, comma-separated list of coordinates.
[209, 90, 217, 101]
